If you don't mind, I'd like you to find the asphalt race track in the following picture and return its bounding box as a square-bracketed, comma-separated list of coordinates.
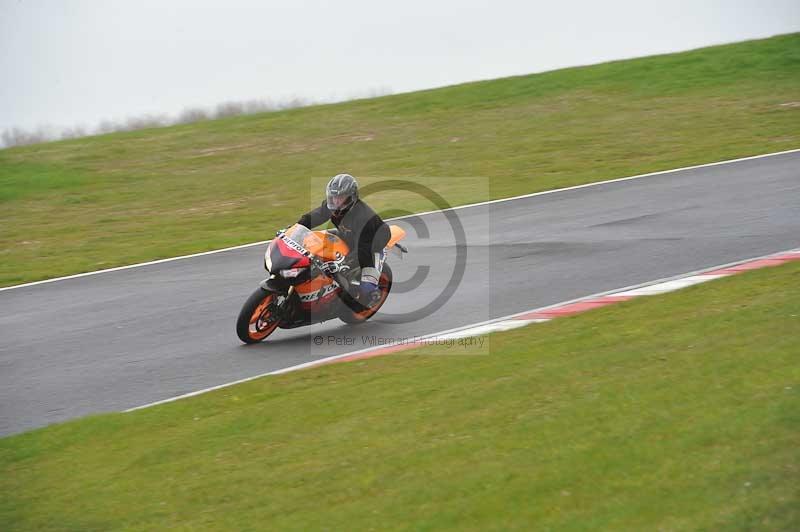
[1, 151, 799, 436]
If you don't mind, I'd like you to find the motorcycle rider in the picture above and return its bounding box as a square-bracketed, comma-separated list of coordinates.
[297, 173, 390, 306]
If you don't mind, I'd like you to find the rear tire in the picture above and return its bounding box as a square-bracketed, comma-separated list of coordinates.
[339, 264, 393, 324]
[236, 288, 281, 344]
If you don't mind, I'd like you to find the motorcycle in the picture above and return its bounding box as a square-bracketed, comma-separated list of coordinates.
[236, 223, 408, 343]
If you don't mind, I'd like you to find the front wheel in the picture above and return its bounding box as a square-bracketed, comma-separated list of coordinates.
[236, 288, 281, 343]
[339, 264, 393, 324]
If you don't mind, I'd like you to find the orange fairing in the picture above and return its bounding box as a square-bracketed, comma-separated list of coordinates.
[295, 274, 338, 309]
[295, 224, 404, 262]
[304, 231, 350, 262]
[295, 275, 331, 294]
[386, 225, 406, 249]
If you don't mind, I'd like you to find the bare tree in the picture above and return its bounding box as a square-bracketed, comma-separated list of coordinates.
[1, 126, 55, 147]
[214, 101, 245, 118]
[176, 107, 210, 124]
[96, 119, 120, 134]
[61, 126, 87, 140]
[123, 114, 169, 131]
[242, 99, 273, 114]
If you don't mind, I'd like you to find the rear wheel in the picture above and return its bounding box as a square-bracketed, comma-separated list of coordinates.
[339, 264, 393, 324]
[236, 288, 281, 343]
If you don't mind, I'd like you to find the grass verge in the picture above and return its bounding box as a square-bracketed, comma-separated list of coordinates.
[1, 34, 799, 286]
[2, 261, 798, 531]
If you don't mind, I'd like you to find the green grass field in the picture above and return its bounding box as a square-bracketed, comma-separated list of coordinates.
[2, 262, 798, 531]
[1, 34, 799, 287]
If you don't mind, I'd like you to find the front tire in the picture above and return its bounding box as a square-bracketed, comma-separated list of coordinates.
[236, 288, 281, 343]
[339, 264, 393, 324]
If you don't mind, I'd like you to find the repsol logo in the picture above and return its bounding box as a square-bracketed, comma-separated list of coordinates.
[298, 283, 338, 302]
[281, 235, 307, 255]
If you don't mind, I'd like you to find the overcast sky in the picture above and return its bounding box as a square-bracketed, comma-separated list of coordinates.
[1, 0, 799, 133]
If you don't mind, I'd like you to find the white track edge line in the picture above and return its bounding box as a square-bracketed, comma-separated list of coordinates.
[0, 240, 270, 292]
[123, 245, 799, 412]
[5, 147, 799, 293]
[394, 148, 800, 219]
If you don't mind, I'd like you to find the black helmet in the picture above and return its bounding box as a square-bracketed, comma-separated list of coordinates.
[326, 173, 359, 215]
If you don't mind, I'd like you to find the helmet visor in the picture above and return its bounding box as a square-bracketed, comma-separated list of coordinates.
[327, 193, 352, 211]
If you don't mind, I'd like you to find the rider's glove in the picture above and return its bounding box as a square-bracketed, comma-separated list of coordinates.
[320, 261, 337, 275]
[358, 267, 381, 306]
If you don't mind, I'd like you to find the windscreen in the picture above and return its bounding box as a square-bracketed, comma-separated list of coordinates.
[284, 223, 322, 252]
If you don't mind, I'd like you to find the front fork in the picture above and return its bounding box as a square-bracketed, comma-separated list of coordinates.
[258, 277, 295, 322]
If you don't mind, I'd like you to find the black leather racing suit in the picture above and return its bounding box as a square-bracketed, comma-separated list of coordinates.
[297, 199, 390, 272]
